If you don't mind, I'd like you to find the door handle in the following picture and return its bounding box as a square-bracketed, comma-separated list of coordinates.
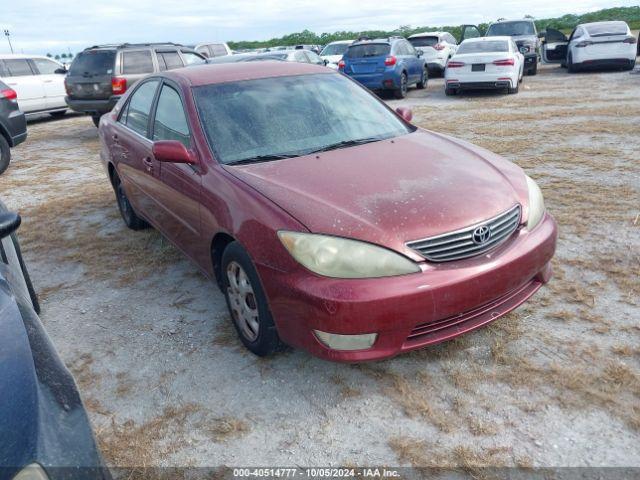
[142, 157, 153, 172]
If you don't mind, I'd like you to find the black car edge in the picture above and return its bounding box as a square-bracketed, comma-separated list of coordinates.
[0, 200, 111, 480]
[0, 81, 27, 175]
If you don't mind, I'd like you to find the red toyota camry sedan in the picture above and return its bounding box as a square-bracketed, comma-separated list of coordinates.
[98, 62, 557, 362]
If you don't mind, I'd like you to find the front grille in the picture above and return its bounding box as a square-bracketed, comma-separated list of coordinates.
[407, 204, 521, 262]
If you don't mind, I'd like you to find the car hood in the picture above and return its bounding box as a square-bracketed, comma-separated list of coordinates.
[225, 130, 529, 260]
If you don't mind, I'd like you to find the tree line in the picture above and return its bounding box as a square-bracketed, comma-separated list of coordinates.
[227, 5, 640, 50]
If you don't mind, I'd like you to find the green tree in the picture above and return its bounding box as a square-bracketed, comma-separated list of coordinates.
[46, 53, 53, 58]
[61, 53, 67, 59]
[54, 54, 60, 60]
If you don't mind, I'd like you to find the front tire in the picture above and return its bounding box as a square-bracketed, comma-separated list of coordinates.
[112, 172, 149, 230]
[416, 67, 428, 89]
[221, 242, 282, 357]
[0, 135, 10, 175]
[394, 72, 408, 99]
[527, 60, 538, 76]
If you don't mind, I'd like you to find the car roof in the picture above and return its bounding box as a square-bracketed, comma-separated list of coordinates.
[164, 61, 332, 87]
[409, 31, 448, 38]
[327, 40, 354, 44]
[0, 53, 56, 60]
[462, 36, 512, 43]
[490, 19, 534, 24]
[82, 42, 186, 51]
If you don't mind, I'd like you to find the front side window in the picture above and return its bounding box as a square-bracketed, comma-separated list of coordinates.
[209, 45, 229, 57]
[124, 80, 159, 137]
[181, 51, 206, 65]
[33, 58, 61, 74]
[122, 51, 154, 75]
[153, 85, 190, 147]
[2, 59, 33, 77]
[193, 73, 411, 165]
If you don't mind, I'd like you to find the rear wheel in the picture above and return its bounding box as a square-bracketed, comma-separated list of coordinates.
[625, 59, 636, 71]
[445, 87, 458, 96]
[0, 135, 10, 175]
[49, 110, 66, 118]
[394, 72, 408, 99]
[567, 54, 578, 73]
[508, 81, 519, 94]
[91, 114, 101, 128]
[221, 242, 282, 356]
[416, 67, 428, 89]
[112, 172, 149, 230]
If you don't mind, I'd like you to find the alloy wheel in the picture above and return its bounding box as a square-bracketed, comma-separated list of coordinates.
[226, 261, 259, 341]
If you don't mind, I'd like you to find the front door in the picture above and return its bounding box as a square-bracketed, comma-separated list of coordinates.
[542, 28, 569, 63]
[31, 57, 67, 110]
[149, 81, 202, 261]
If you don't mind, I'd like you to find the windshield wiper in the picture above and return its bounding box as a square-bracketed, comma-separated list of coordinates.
[305, 137, 383, 155]
[226, 153, 300, 166]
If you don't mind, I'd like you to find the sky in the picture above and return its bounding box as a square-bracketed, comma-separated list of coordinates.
[2, 0, 637, 55]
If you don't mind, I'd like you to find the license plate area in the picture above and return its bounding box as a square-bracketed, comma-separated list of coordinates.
[472, 64, 486, 72]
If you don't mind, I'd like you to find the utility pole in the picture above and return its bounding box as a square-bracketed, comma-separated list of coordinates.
[4, 30, 13, 54]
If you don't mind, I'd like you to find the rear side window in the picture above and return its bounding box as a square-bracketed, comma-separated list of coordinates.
[2, 59, 34, 77]
[153, 85, 190, 147]
[409, 36, 439, 47]
[69, 50, 116, 76]
[181, 51, 206, 65]
[124, 80, 159, 137]
[122, 51, 154, 75]
[346, 44, 390, 58]
[457, 41, 509, 54]
[157, 51, 183, 71]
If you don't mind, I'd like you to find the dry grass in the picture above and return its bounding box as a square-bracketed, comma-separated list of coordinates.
[201, 416, 250, 443]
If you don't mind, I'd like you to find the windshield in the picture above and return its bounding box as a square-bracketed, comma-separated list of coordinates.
[193, 73, 411, 165]
[585, 22, 628, 37]
[321, 43, 349, 56]
[486, 21, 535, 36]
[69, 50, 116, 76]
[345, 43, 391, 58]
[457, 40, 509, 54]
[409, 36, 439, 47]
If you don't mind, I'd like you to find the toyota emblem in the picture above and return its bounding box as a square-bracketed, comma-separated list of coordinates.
[472, 225, 491, 245]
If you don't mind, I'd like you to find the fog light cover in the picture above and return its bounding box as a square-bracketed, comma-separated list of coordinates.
[314, 330, 377, 351]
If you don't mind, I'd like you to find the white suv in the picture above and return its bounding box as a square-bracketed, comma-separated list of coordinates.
[408, 31, 458, 74]
[0, 54, 67, 117]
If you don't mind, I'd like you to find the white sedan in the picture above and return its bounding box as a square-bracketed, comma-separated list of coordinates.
[541, 21, 637, 72]
[444, 36, 524, 95]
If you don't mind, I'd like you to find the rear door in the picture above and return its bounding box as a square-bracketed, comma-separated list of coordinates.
[149, 81, 202, 256]
[156, 50, 184, 71]
[30, 57, 66, 110]
[0, 59, 44, 113]
[66, 49, 116, 103]
[114, 79, 162, 224]
[542, 28, 569, 63]
[460, 25, 482, 43]
[119, 49, 156, 90]
[403, 41, 423, 80]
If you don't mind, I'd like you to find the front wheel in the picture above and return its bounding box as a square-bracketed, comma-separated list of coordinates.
[222, 242, 282, 356]
[394, 72, 408, 99]
[527, 62, 538, 76]
[416, 68, 428, 89]
[113, 173, 149, 230]
[0, 135, 10, 175]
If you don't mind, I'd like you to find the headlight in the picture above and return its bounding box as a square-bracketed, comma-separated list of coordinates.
[278, 231, 420, 278]
[13, 464, 49, 480]
[525, 175, 545, 230]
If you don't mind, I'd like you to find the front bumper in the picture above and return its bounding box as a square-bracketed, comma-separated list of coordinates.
[65, 96, 120, 115]
[259, 213, 557, 362]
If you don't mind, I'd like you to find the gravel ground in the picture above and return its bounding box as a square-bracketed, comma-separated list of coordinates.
[1, 62, 638, 474]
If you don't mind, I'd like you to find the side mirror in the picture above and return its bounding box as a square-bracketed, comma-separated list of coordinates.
[54, 67, 67, 74]
[0, 212, 21, 239]
[537, 31, 545, 39]
[152, 141, 198, 165]
[323, 59, 329, 66]
[395, 107, 413, 123]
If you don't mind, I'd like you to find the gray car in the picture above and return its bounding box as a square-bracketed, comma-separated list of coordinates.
[0, 80, 27, 175]
[208, 49, 326, 66]
[65, 43, 206, 126]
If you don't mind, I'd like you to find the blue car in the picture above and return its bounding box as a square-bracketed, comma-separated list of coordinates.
[340, 37, 428, 98]
[0, 201, 110, 480]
